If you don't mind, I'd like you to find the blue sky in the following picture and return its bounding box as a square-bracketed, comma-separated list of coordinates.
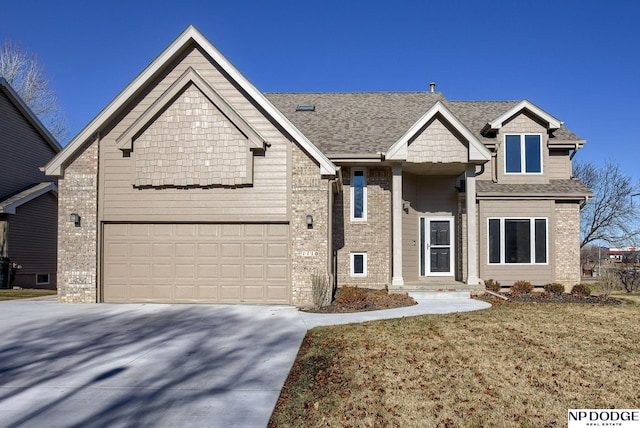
[2, 0, 639, 182]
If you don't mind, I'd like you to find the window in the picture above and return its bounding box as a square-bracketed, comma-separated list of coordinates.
[350, 252, 368, 277]
[488, 218, 547, 264]
[505, 134, 542, 174]
[350, 168, 367, 221]
[36, 274, 50, 285]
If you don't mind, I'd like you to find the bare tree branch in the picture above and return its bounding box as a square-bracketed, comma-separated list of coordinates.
[0, 39, 68, 142]
[574, 159, 640, 247]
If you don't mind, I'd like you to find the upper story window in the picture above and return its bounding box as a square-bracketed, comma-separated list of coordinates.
[350, 168, 367, 221]
[505, 134, 542, 174]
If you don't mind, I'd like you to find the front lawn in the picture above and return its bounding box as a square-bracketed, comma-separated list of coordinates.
[0, 289, 56, 301]
[270, 300, 640, 427]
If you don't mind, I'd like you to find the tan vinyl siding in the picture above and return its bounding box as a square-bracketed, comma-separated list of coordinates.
[547, 149, 572, 180]
[0, 91, 57, 198]
[99, 45, 288, 223]
[7, 193, 57, 288]
[478, 199, 554, 285]
[402, 173, 458, 281]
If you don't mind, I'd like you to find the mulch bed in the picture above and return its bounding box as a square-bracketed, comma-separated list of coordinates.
[479, 292, 625, 305]
[303, 288, 417, 313]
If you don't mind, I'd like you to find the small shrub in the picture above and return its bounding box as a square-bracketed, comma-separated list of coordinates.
[484, 279, 501, 293]
[510, 280, 534, 296]
[571, 283, 592, 297]
[598, 269, 621, 298]
[335, 286, 369, 310]
[543, 283, 565, 296]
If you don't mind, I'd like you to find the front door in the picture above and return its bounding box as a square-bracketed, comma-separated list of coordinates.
[420, 217, 454, 276]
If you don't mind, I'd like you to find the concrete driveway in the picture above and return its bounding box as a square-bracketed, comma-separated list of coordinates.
[0, 296, 490, 427]
[0, 299, 307, 428]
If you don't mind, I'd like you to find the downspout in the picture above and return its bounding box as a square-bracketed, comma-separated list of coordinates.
[491, 150, 498, 183]
[327, 178, 334, 289]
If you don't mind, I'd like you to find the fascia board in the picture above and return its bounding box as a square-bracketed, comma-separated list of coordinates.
[44, 25, 336, 177]
[488, 100, 562, 132]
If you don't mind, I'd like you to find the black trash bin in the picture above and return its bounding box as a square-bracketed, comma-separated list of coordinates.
[0, 257, 10, 289]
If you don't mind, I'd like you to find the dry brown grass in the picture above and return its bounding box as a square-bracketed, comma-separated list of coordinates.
[270, 301, 640, 427]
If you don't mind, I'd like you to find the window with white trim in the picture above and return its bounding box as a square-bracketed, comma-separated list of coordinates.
[488, 218, 547, 264]
[350, 168, 367, 221]
[350, 252, 368, 277]
[505, 134, 542, 174]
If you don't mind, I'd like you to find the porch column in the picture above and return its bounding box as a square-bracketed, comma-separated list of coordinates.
[465, 165, 480, 285]
[392, 165, 404, 286]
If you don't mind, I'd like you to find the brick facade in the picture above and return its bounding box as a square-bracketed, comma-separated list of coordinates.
[554, 202, 581, 285]
[57, 137, 98, 303]
[290, 144, 330, 306]
[333, 166, 391, 289]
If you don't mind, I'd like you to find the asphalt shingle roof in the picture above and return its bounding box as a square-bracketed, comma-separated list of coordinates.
[264, 92, 583, 155]
[476, 179, 593, 197]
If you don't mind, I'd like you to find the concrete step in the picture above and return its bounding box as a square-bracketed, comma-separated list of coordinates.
[408, 291, 471, 300]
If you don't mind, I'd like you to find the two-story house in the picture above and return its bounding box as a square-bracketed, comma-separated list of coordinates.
[0, 78, 61, 289]
[45, 26, 590, 304]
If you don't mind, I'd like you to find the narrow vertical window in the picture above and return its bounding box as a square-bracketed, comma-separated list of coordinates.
[535, 219, 547, 263]
[350, 169, 367, 221]
[505, 135, 522, 173]
[524, 135, 541, 173]
[351, 252, 367, 277]
[488, 219, 501, 264]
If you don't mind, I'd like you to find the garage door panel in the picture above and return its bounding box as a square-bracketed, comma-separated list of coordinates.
[197, 243, 218, 257]
[244, 243, 265, 258]
[267, 243, 288, 258]
[103, 223, 290, 303]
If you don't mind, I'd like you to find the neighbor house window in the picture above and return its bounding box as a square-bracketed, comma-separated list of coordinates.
[505, 134, 542, 174]
[350, 252, 368, 277]
[488, 218, 547, 264]
[350, 168, 367, 221]
[36, 274, 50, 285]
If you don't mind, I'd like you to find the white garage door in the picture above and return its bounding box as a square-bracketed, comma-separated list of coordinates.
[103, 223, 290, 303]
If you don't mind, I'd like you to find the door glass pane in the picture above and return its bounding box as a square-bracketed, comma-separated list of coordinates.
[430, 221, 450, 246]
[535, 219, 547, 263]
[505, 135, 522, 173]
[352, 170, 364, 218]
[488, 219, 501, 263]
[525, 135, 541, 173]
[505, 219, 530, 263]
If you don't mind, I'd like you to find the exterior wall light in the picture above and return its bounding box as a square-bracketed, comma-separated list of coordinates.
[306, 214, 313, 229]
[70, 213, 81, 227]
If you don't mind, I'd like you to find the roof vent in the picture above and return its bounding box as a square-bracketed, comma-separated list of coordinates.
[296, 104, 315, 112]
[429, 82, 436, 93]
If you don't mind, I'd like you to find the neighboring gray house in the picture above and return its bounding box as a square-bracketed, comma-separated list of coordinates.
[45, 26, 591, 304]
[0, 78, 61, 289]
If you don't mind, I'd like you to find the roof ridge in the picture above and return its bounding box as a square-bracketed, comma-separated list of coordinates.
[263, 91, 442, 95]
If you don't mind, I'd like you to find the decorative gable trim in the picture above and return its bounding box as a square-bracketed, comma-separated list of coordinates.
[44, 25, 336, 177]
[386, 101, 490, 162]
[116, 67, 266, 153]
[483, 100, 561, 134]
[0, 182, 58, 214]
